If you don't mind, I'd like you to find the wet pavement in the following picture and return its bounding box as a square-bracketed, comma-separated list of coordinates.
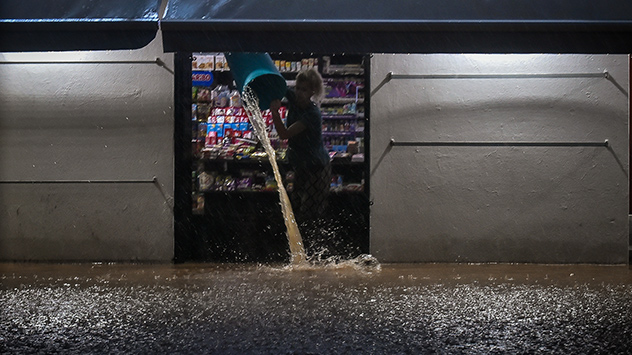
[1, 261, 631, 354]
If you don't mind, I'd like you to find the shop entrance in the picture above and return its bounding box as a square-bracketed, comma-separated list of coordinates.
[174, 52, 371, 262]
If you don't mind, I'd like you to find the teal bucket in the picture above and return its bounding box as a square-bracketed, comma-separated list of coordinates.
[225, 52, 287, 110]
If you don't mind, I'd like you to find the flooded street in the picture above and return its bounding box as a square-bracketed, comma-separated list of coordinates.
[1, 262, 631, 354]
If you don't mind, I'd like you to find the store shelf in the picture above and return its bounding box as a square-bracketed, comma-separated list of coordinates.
[323, 69, 364, 76]
[199, 157, 364, 166]
[330, 159, 364, 165]
[201, 189, 366, 195]
[202, 190, 278, 195]
[321, 98, 364, 105]
[201, 157, 288, 164]
[322, 114, 359, 120]
[323, 131, 356, 137]
[188, 54, 370, 262]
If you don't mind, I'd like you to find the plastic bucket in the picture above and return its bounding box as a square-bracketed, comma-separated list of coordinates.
[225, 52, 287, 110]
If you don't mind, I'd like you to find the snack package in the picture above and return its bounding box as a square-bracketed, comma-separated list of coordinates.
[197, 122, 207, 140]
[224, 177, 236, 191]
[198, 171, 213, 191]
[192, 54, 214, 70]
[215, 54, 227, 71]
[197, 104, 211, 121]
[197, 88, 211, 102]
[237, 177, 253, 190]
[205, 130, 217, 146]
[230, 90, 242, 107]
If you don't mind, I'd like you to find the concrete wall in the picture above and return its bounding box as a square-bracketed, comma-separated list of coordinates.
[370, 54, 629, 264]
[0, 34, 175, 262]
[1, 48, 628, 264]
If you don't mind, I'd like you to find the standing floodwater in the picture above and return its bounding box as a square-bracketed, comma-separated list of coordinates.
[242, 85, 306, 264]
[2, 262, 631, 354]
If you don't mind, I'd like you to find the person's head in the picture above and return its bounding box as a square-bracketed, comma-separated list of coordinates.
[295, 68, 324, 104]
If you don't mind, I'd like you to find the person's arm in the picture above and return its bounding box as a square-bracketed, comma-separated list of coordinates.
[269, 99, 306, 140]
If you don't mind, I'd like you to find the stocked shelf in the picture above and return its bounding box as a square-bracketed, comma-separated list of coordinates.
[322, 56, 364, 76]
[201, 189, 366, 197]
[323, 69, 364, 76]
[190, 53, 368, 218]
[184, 53, 370, 262]
[198, 157, 365, 165]
[323, 131, 358, 137]
[322, 114, 360, 120]
[194, 172, 365, 198]
[321, 98, 364, 105]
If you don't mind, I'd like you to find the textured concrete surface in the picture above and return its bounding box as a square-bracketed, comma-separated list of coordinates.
[370, 54, 629, 263]
[0, 34, 174, 262]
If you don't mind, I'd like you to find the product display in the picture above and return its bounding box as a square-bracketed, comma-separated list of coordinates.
[190, 53, 368, 214]
[185, 53, 370, 262]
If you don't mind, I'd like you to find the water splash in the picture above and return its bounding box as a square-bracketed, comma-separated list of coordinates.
[267, 253, 381, 274]
[242, 86, 381, 271]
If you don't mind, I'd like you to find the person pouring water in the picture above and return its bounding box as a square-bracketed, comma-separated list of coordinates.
[269, 68, 331, 238]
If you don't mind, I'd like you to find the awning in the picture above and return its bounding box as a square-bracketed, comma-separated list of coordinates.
[0, 0, 160, 52]
[161, 0, 632, 54]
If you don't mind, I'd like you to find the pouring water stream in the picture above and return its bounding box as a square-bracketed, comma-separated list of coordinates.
[242, 86, 307, 264]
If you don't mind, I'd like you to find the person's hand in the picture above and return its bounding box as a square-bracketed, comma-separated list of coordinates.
[269, 99, 281, 112]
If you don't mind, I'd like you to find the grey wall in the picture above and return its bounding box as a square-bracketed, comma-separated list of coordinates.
[370, 54, 629, 264]
[0, 34, 175, 262]
[1, 48, 628, 264]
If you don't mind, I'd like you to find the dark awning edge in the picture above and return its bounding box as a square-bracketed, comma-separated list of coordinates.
[162, 19, 632, 32]
[0, 20, 158, 31]
[161, 21, 632, 54]
[0, 0, 161, 52]
[0, 21, 158, 52]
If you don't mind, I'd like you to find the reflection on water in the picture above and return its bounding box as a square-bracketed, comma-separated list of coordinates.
[1, 262, 631, 354]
